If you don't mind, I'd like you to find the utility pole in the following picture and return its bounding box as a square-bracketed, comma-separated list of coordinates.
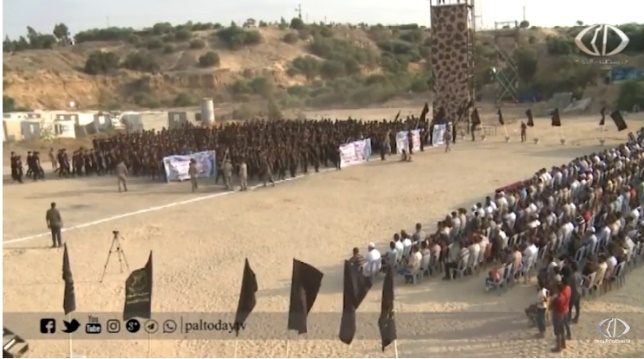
[295, 4, 302, 20]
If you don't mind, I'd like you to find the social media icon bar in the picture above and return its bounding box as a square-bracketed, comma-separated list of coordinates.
[62, 319, 80, 333]
[106, 319, 121, 333]
[126, 319, 141, 333]
[163, 320, 177, 334]
[144, 320, 159, 334]
[40, 319, 56, 334]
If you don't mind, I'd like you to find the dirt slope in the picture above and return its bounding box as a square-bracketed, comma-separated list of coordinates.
[3, 24, 643, 110]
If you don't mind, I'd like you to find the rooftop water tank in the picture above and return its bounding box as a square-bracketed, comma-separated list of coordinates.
[200, 98, 215, 125]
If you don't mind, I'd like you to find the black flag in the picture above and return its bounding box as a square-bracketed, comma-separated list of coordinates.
[287, 259, 323, 334]
[526, 109, 534, 127]
[123, 251, 153, 320]
[393, 111, 401, 122]
[419, 103, 429, 123]
[497, 108, 505, 126]
[378, 266, 397, 352]
[62, 243, 76, 315]
[471, 108, 481, 126]
[234, 258, 258, 336]
[611, 110, 628, 131]
[551, 108, 561, 127]
[600, 106, 607, 126]
[339, 260, 372, 345]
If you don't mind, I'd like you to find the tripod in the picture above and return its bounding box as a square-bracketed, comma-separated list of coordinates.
[99, 231, 130, 283]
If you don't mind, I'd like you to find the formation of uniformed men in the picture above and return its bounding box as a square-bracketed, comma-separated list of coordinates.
[10, 114, 441, 190]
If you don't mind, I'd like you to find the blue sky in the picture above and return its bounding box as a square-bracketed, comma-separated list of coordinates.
[2, 0, 642, 39]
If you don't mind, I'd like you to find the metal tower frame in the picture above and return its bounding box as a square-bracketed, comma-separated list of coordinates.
[493, 21, 519, 103]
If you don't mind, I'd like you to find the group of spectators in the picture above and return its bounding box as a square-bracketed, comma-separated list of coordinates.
[348, 131, 644, 352]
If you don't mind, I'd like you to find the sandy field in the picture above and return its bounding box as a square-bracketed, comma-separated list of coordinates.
[3, 114, 644, 358]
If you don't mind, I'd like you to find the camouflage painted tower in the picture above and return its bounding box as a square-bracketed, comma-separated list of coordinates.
[430, 0, 476, 123]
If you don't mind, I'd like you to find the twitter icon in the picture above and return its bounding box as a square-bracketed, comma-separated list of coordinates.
[62, 319, 80, 333]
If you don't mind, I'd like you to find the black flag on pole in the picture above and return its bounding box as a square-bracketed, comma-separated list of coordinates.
[611, 110, 628, 131]
[526, 109, 534, 127]
[551, 108, 561, 127]
[62, 243, 76, 315]
[378, 266, 397, 352]
[393, 111, 401, 122]
[234, 258, 258, 336]
[497, 108, 505, 126]
[600, 106, 606, 126]
[123, 251, 153, 320]
[338, 260, 372, 345]
[287, 259, 323, 334]
[471, 108, 481, 126]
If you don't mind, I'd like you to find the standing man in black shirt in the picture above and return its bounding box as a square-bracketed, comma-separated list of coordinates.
[45, 202, 63, 247]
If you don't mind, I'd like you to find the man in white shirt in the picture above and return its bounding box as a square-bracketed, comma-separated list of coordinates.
[523, 241, 538, 260]
[398, 245, 422, 282]
[365, 243, 382, 276]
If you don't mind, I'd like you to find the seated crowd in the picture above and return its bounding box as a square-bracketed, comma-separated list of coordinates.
[348, 140, 644, 291]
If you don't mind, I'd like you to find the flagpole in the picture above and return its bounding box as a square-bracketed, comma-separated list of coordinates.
[503, 124, 509, 141]
[394, 339, 399, 359]
[68, 313, 73, 358]
[233, 339, 238, 358]
[560, 127, 565, 143]
[285, 339, 289, 358]
[148, 332, 151, 358]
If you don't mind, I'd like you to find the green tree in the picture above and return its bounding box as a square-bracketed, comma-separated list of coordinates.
[84, 51, 120, 74]
[267, 99, 283, 120]
[515, 46, 538, 83]
[519, 20, 530, 29]
[53, 23, 70, 43]
[146, 38, 164, 50]
[290, 17, 305, 30]
[152, 22, 173, 35]
[164, 44, 176, 53]
[3, 36, 15, 52]
[3, 95, 16, 112]
[198, 51, 220, 67]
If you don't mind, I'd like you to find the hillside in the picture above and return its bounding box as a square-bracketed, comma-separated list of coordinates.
[3, 20, 644, 112]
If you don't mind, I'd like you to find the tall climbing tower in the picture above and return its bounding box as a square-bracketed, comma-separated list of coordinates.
[430, 0, 476, 123]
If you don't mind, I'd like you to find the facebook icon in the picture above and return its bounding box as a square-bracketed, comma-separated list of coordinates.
[40, 319, 56, 334]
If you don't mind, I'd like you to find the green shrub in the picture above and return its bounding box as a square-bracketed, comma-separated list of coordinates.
[320, 60, 346, 79]
[175, 28, 192, 41]
[84, 51, 120, 75]
[515, 46, 538, 83]
[173, 93, 194, 106]
[163, 44, 175, 53]
[162, 34, 175, 43]
[289, 56, 321, 80]
[308, 37, 378, 68]
[216, 26, 263, 50]
[132, 92, 160, 108]
[74, 27, 134, 43]
[198, 51, 220, 67]
[399, 29, 424, 43]
[146, 38, 164, 49]
[545, 35, 577, 55]
[127, 34, 141, 45]
[189, 39, 206, 49]
[616, 80, 644, 111]
[283, 33, 298, 44]
[152, 22, 174, 35]
[121, 51, 160, 73]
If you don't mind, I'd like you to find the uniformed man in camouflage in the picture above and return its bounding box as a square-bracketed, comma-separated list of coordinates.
[260, 154, 275, 187]
[188, 158, 198, 192]
[115, 159, 129, 192]
[223, 158, 234, 190]
[239, 158, 248, 191]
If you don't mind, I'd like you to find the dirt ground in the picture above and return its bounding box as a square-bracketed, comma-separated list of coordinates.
[3, 114, 644, 358]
